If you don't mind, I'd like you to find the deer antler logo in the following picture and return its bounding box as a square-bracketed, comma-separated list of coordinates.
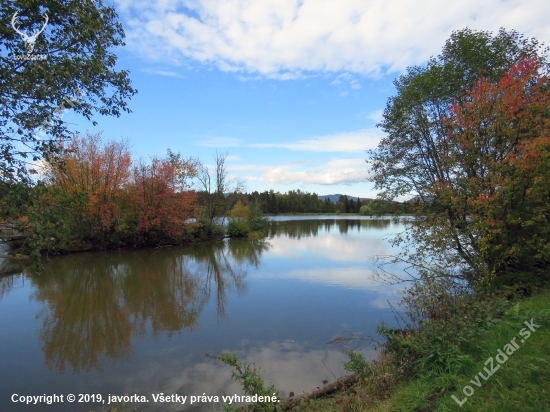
[11, 12, 49, 54]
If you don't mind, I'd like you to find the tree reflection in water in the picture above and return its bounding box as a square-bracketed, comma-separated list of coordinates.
[0, 272, 25, 299]
[0, 256, 26, 278]
[29, 239, 270, 374]
[269, 218, 392, 239]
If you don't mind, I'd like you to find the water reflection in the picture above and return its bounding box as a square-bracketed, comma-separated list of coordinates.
[30, 240, 270, 374]
[0, 273, 25, 299]
[137, 340, 373, 408]
[261, 218, 406, 309]
[269, 218, 392, 239]
[0, 219, 404, 412]
[0, 255, 26, 277]
[266, 219, 399, 267]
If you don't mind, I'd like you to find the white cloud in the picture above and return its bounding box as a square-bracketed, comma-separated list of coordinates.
[142, 68, 185, 77]
[367, 109, 384, 123]
[250, 128, 384, 152]
[331, 72, 361, 91]
[121, 341, 355, 400]
[196, 136, 242, 147]
[228, 163, 270, 172]
[249, 158, 370, 186]
[116, 0, 550, 78]
[268, 234, 394, 264]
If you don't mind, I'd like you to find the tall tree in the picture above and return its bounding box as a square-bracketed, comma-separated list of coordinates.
[0, 0, 136, 182]
[439, 57, 550, 278]
[196, 150, 243, 223]
[368, 28, 550, 283]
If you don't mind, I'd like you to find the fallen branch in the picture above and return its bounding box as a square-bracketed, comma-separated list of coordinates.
[281, 374, 358, 408]
[229, 375, 360, 412]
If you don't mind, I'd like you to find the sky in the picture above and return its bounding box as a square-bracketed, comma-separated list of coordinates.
[64, 0, 550, 198]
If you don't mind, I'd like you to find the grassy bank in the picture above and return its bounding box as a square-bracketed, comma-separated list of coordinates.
[291, 288, 550, 412]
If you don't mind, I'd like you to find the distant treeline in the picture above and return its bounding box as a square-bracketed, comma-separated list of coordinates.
[1, 131, 411, 263]
[235, 190, 413, 215]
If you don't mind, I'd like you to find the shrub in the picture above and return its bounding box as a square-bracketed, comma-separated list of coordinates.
[247, 201, 269, 233]
[377, 274, 509, 378]
[227, 219, 250, 238]
[229, 200, 249, 219]
[359, 205, 372, 216]
[193, 220, 225, 240]
[344, 350, 374, 380]
[209, 353, 278, 412]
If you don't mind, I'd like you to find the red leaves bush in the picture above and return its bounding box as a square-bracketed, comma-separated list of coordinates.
[45, 133, 199, 248]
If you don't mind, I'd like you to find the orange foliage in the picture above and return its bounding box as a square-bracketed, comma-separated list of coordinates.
[46, 132, 198, 246]
[442, 57, 550, 272]
[129, 157, 198, 243]
[46, 132, 131, 238]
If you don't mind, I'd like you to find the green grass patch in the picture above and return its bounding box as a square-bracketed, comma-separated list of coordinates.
[356, 290, 550, 412]
[286, 289, 550, 412]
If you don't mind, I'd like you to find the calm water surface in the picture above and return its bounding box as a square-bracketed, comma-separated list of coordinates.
[0, 217, 406, 412]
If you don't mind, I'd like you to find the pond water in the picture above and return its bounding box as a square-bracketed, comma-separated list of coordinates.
[0, 217, 407, 412]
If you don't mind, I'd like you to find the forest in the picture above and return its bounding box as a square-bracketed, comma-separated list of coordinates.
[1, 131, 410, 261]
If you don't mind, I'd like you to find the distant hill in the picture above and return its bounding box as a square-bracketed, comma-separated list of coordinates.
[318, 194, 374, 203]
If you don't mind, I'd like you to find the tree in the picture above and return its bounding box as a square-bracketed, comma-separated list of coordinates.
[268, 190, 278, 214]
[166, 149, 198, 191]
[229, 200, 249, 219]
[368, 199, 394, 215]
[338, 195, 349, 213]
[1, 0, 136, 182]
[359, 205, 372, 216]
[18, 133, 199, 252]
[130, 156, 198, 244]
[440, 57, 550, 279]
[196, 150, 244, 223]
[368, 28, 550, 283]
[44, 132, 132, 239]
[196, 151, 222, 223]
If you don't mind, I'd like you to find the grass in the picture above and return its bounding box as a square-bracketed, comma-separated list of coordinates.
[294, 289, 550, 412]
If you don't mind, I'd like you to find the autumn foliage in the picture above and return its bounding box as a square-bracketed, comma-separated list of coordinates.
[439, 57, 550, 277]
[46, 133, 132, 239]
[371, 28, 550, 285]
[44, 132, 198, 248]
[129, 158, 197, 244]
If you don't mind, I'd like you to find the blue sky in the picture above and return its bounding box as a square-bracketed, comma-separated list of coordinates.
[65, 0, 550, 198]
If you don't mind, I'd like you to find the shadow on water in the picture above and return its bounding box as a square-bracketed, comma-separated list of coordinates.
[27, 239, 270, 374]
[0, 246, 27, 276]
